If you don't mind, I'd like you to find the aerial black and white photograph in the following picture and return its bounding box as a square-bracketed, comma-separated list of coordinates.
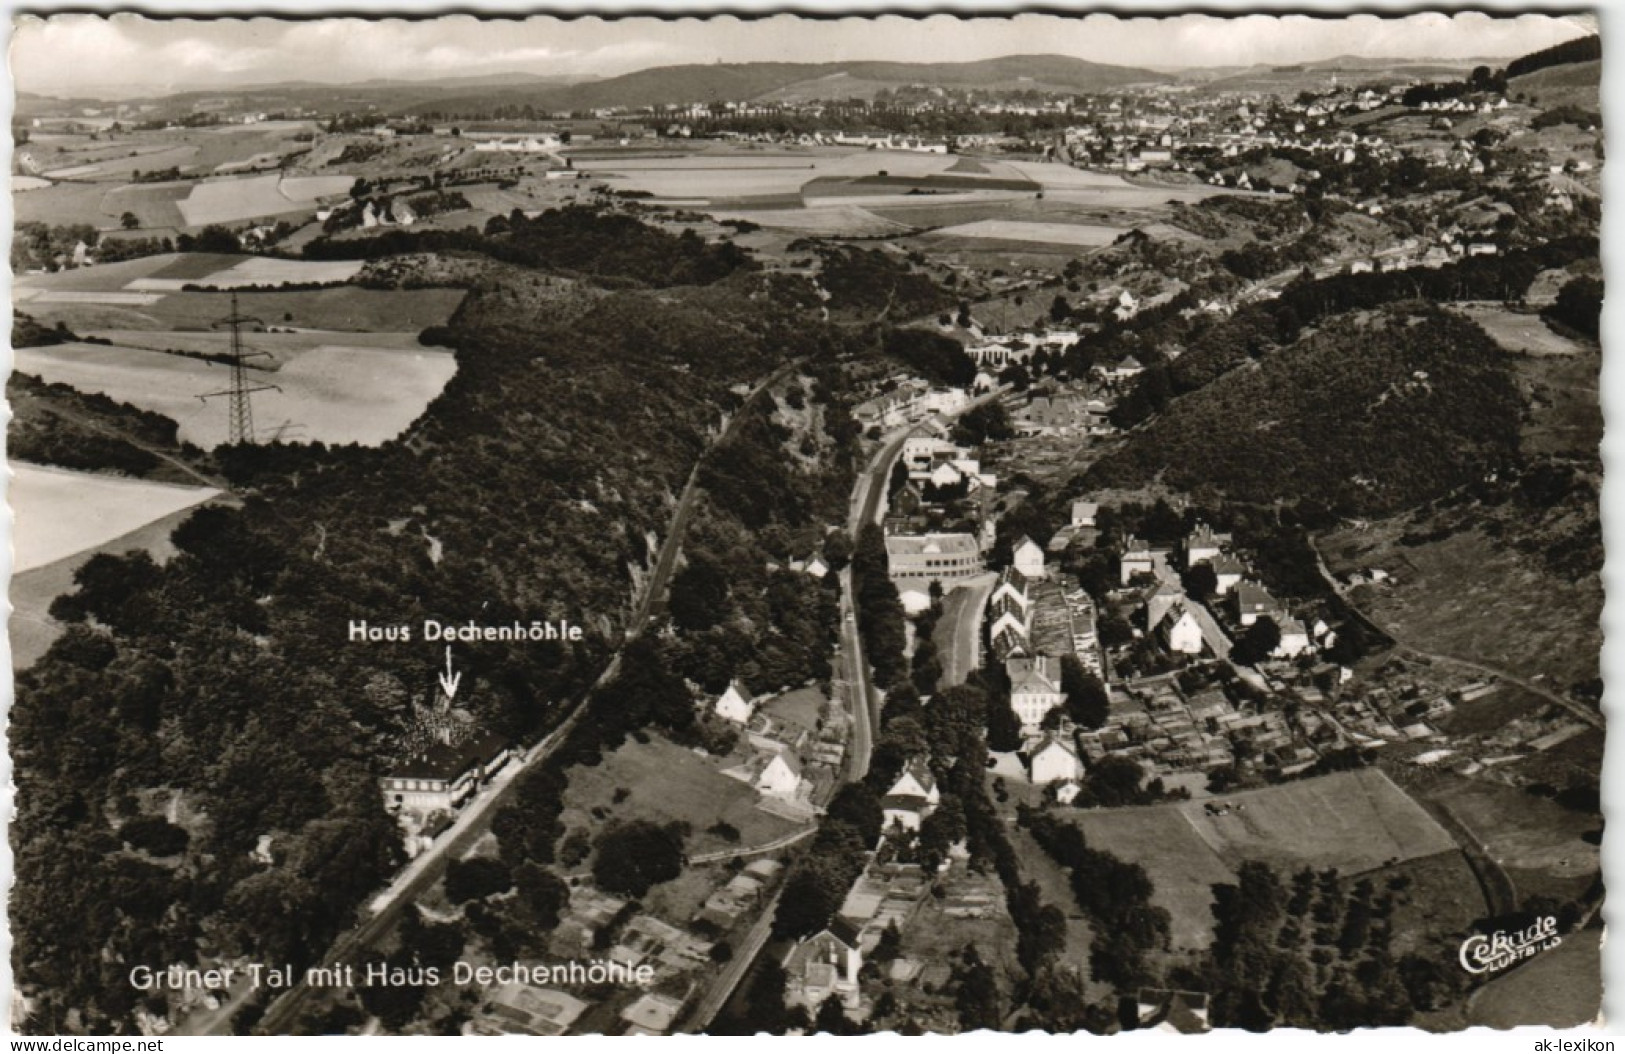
[4, 5, 1608, 1038]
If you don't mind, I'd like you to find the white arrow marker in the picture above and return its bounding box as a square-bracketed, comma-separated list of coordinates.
[438, 645, 463, 701]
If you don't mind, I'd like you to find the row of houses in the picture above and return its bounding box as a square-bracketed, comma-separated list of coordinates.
[853, 379, 970, 431]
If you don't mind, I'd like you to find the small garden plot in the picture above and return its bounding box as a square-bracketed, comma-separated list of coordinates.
[11, 461, 220, 573]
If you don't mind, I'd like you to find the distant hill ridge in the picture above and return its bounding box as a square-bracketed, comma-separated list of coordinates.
[419, 54, 1171, 114]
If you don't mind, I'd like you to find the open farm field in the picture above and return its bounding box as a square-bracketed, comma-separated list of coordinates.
[16, 255, 217, 300]
[16, 290, 166, 307]
[1177, 769, 1456, 870]
[85, 328, 433, 359]
[1075, 769, 1455, 950]
[9, 500, 215, 670]
[579, 147, 985, 202]
[129, 256, 366, 290]
[1424, 776, 1600, 898]
[13, 181, 116, 226]
[13, 176, 52, 192]
[557, 734, 803, 862]
[18, 285, 465, 334]
[102, 182, 192, 229]
[709, 204, 911, 236]
[925, 219, 1124, 247]
[1460, 304, 1587, 356]
[55, 145, 199, 181]
[177, 173, 351, 226]
[11, 460, 221, 574]
[1069, 804, 1232, 951]
[14, 340, 457, 449]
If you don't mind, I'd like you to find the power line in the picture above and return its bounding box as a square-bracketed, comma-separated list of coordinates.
[199, 291, 281, 445]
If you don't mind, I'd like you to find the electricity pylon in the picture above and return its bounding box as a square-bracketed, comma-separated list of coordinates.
[199, 292, 280, 445]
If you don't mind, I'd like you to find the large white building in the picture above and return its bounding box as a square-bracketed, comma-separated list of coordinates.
[885, 532, 984, 584]
[1008, 655, 1066, 735]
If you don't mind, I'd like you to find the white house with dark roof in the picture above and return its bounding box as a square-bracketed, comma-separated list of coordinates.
[1209, 553, 1246, 595]
[885, 532, 983, 585]
[1234, 582, 1282, 627]
[380, 730, 513, 822]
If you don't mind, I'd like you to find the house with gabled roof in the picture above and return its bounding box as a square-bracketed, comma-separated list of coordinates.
[1185, 522, 1232, 566]
[1071, 501, 1099, 528]
[784, 917, 863, 1011]
[755, 748, 804, 799]
[1159, 604, 1205, 655]
[1209, 552, 1246, 595]
[714, 683, 754, 724]
[990, 625, 1029, 663]
[1120, 535, 1168, 584]
[991, 566, 1030, 610]
[1012, 535, 1047, 580]
[1144, 576, 1185, 633]
[1234, 581, 1282, 626]
[1028, 734, 1083, 784]
[1008, 655, 1065, 735]
[1273, 616, 1313, 659]
[1136, 990, 1211, 1034]
[882, 759, 940, 832]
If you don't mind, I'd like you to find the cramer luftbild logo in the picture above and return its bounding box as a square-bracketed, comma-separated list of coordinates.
[1458, 916, 1562, 975]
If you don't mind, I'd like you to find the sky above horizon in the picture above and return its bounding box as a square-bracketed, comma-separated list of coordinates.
[10, 9, 1598, 100]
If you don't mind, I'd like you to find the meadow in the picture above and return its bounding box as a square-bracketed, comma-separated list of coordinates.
[1074, 769, 1457, 950]
[556, 733, 804, 861]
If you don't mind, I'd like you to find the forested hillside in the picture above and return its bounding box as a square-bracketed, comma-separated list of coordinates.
[1084, 304, 1522, 522]
[9, 227, 841, 1032]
